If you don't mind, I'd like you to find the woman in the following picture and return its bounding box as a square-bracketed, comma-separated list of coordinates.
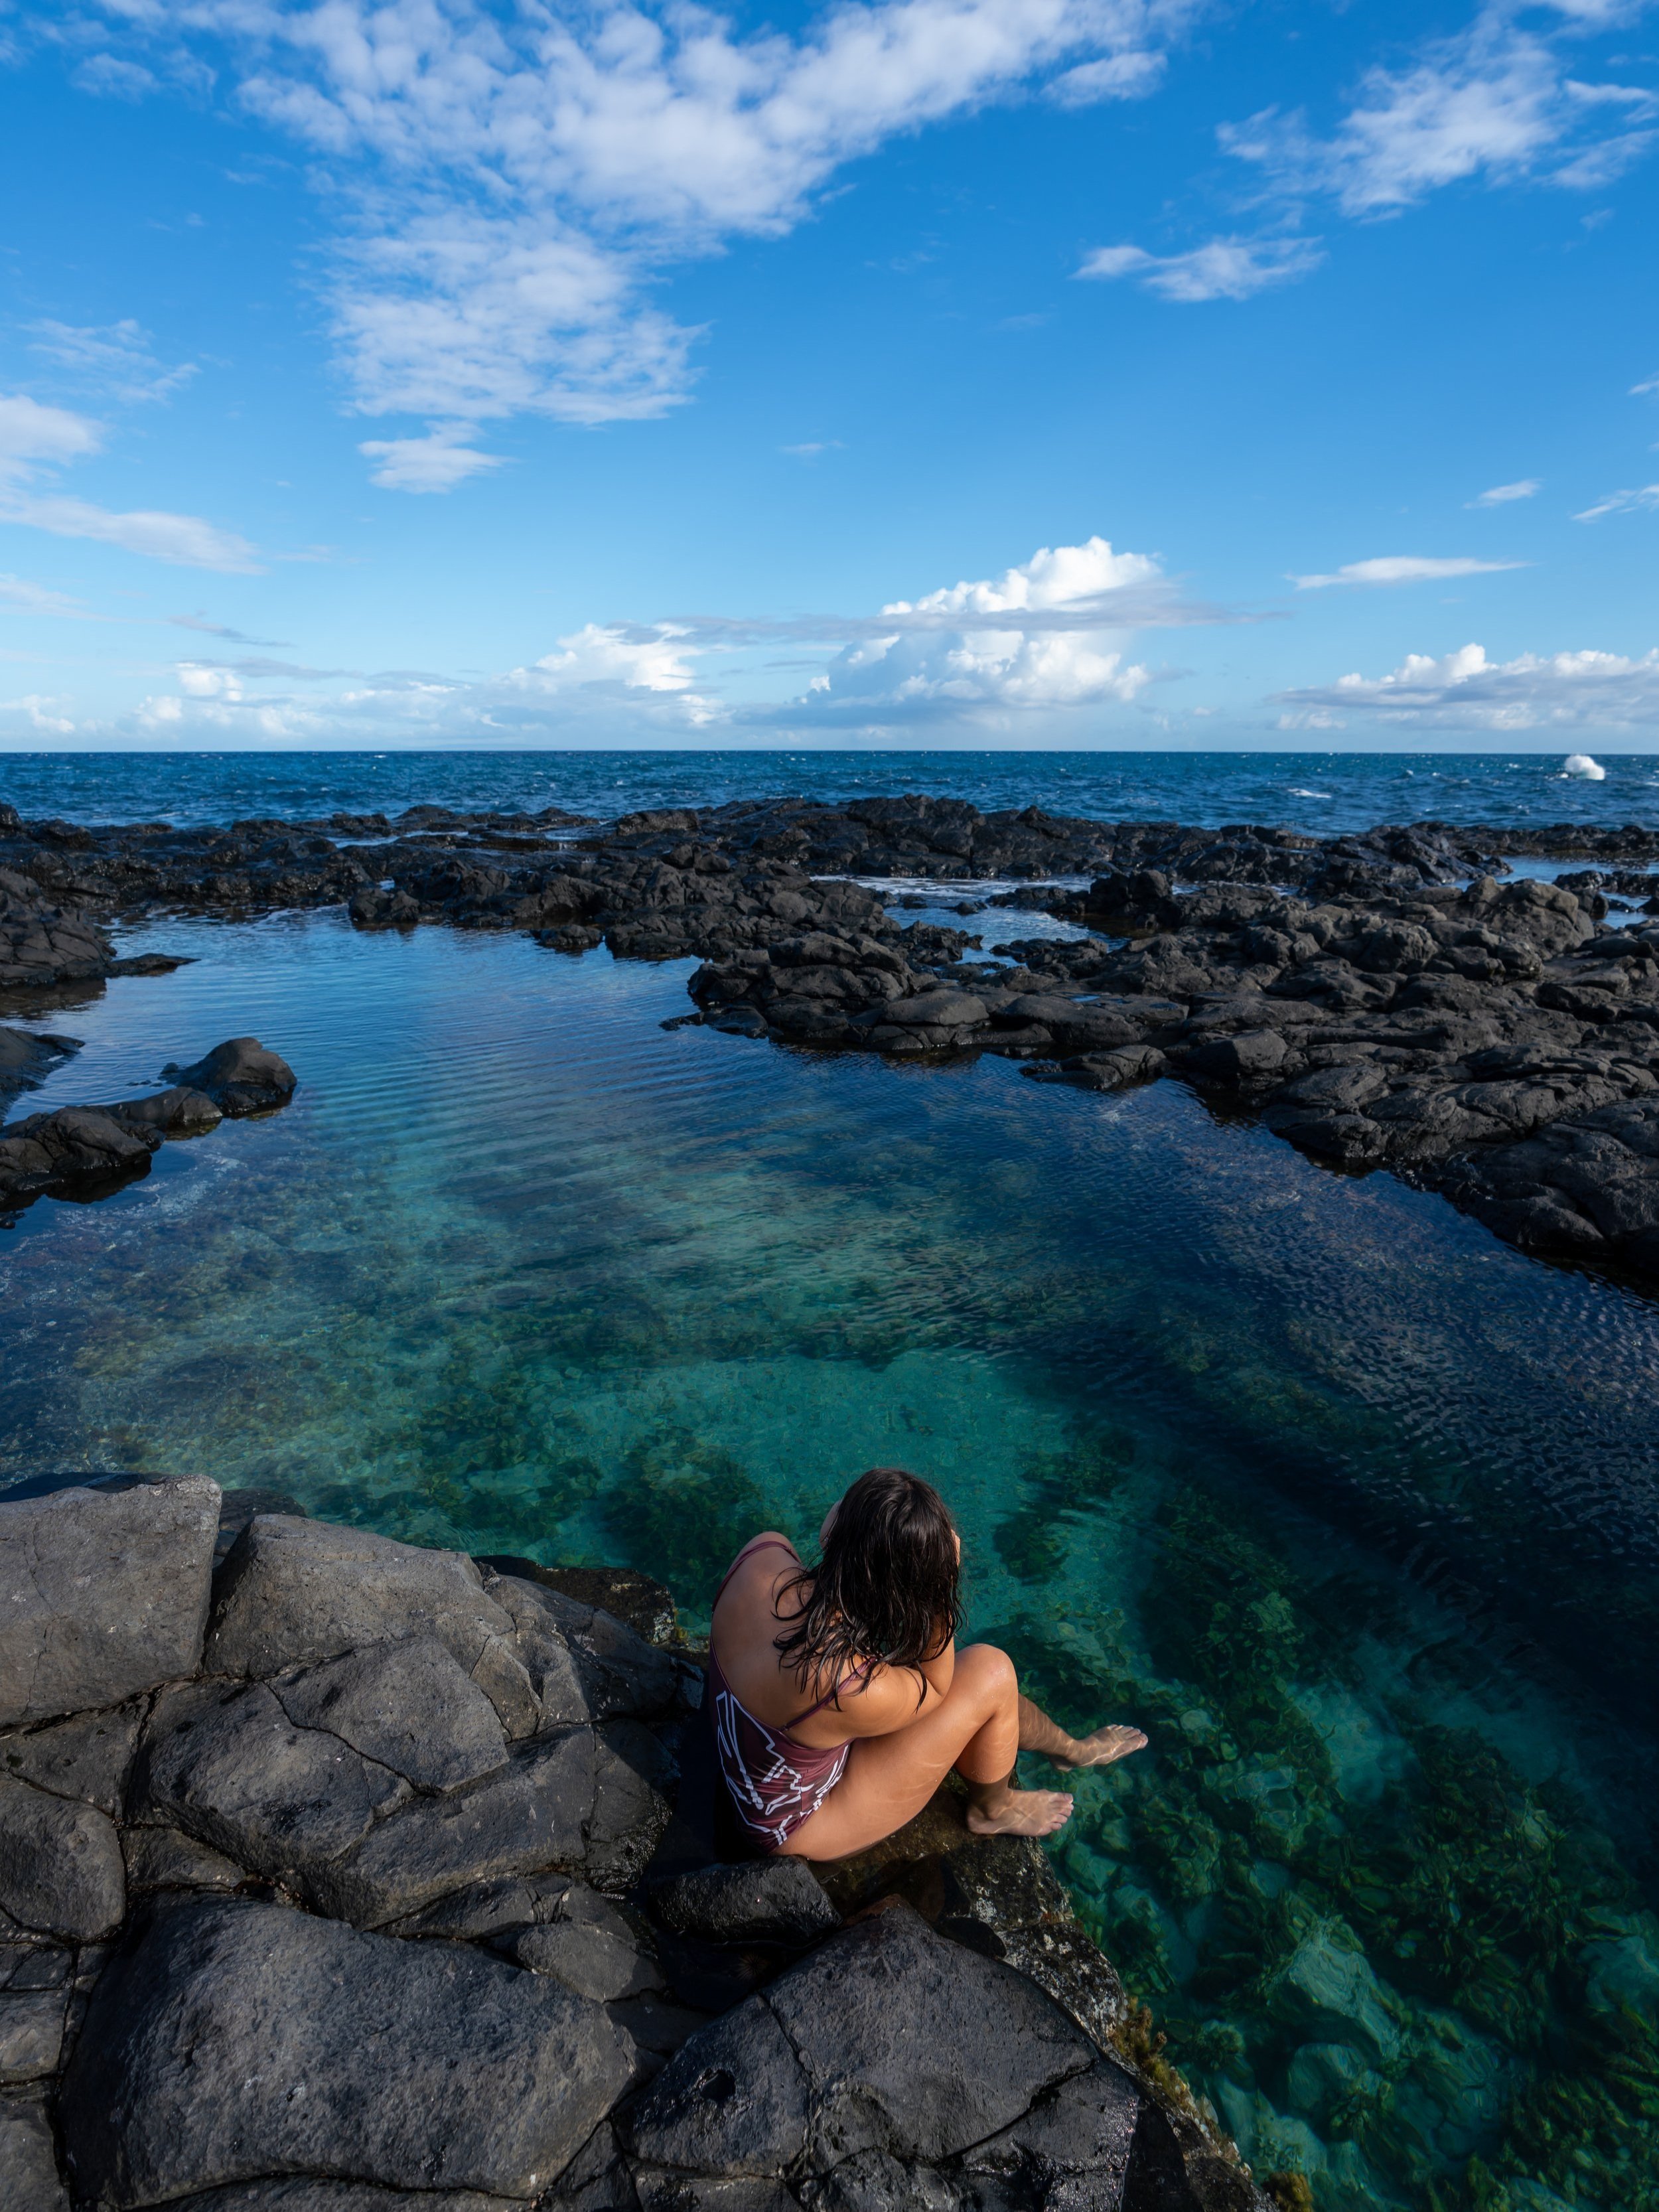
[708, 1465, 1147, 1859]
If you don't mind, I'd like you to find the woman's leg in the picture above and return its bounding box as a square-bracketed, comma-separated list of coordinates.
[1017, 1696, 1148, 1770]
[778, 1645, 1076, 1862]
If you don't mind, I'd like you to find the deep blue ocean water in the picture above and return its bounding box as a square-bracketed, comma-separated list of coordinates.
[3, 747, 1658, 838]
[4, 753, 1658, 2211]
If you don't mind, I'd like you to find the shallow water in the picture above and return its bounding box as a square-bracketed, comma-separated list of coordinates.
[5, 910, 1659, 2212]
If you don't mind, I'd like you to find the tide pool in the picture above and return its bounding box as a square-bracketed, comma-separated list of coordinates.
[4, 907, 1658, 2212]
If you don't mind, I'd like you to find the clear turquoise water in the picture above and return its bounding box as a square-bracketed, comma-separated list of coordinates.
[4, 887, 1659, 2207]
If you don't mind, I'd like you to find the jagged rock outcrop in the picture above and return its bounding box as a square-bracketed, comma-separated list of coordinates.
[0, 1476, 1263, 2212]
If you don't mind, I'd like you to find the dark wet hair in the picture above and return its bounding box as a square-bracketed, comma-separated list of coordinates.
[774, 1467, 962, 1703]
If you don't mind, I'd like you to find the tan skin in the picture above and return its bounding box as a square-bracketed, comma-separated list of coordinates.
[709, 1511, 1147, 1860]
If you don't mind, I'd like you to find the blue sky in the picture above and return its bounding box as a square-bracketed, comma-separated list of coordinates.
[0, 0, 1656, 751]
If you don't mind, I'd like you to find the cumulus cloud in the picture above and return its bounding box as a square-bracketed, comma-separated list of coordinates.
[1291, 554, 1527, 588]
[1574, 483, 1659, 520]
[1222, 14, 1658, 216]
[1078, 235, 1323, 301]
[67, 0, 1198, 484]
[109, 532, 1205, 741]
[1468, 478, 1540, 506]
[1276, 640, 1659, 730]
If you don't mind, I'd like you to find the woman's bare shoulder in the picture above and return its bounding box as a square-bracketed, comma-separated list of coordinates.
[830, 1662, 931, 1738]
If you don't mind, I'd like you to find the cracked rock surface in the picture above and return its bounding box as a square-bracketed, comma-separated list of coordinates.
[0, 1475, 1260, 2212]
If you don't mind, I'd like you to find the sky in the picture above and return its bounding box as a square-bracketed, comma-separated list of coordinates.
[0, 0, 1656, 751]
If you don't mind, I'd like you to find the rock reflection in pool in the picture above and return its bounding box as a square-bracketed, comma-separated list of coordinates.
[3, 909, 1657, 2211]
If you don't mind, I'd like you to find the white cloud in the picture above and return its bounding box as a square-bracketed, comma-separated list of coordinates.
[1468, 478, 1540, 506]
[70, 53, 159, 102]
[1276, 640, 1659, 729]
[29, 319, 196, 404]
[528, 623, 703, 695]
[358, 424, 505, 492]
[1574, 483, 1659, 520]
[1078, 236, 1323, 301]
[0, 692, 76, 735]
[0, 395, 103, 481]
[0, 389, 261, 571]
[1048, 50, 1166, 106]
[791, 535, 1163, 719]
[0, 492, 262, 572]
[0, 575, 102, 621]
[1291, 554, 1528, 588]
[1632, 372, 1659, 396]
[71, 0, 1198, 483]
[1222, 16, 1659, 216]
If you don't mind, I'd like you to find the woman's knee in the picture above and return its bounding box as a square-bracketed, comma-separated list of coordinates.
[956, 1643, 1017, 1704]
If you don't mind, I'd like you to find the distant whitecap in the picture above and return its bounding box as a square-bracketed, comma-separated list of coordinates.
[1562, 754, 1607, 780]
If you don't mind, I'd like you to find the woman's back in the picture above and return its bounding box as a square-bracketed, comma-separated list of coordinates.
[709, 1533, 880, 1747]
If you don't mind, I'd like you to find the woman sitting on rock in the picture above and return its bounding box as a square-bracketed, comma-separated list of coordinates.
[708, 1465, 1146, 1858]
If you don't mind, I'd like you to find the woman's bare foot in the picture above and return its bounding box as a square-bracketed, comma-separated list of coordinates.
[1049, 1724, 1149, 1770]
[965, 1785, 1076, 1837]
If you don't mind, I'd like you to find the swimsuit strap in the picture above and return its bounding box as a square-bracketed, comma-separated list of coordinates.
[712, 1535, 800, 1608]
[788, 1654, 877, 1728]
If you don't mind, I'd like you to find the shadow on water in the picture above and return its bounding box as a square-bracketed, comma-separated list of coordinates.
[3, 908, 1658, 2212]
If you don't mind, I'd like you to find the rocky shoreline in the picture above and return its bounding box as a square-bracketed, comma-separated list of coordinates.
[0, 1475, 1269, 2212]
[3, 792, 1659, 1274]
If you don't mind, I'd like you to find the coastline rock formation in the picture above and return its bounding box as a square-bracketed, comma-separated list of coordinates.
[3, 791, 1658, 1273]
[0, 1477, 1262, 2212]
[0, 1037, 296, 1216]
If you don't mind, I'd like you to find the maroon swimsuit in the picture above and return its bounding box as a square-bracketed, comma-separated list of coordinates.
[708, 1538, 873, 1853]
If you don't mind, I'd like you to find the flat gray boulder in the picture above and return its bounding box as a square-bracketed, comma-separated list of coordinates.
[0, 1700, 143, 1815]
[161, 1038, 296, 1114]
[130, 1681, 407, 1888]
[205, 1518, 518, 1683]
[0, 1478, 220, 1728]
[311, 1729, 597, 1927]
[271, 1635, 509, 1793]
[58, 1897, 634, 2208]
[0, 1773, 125, 1940]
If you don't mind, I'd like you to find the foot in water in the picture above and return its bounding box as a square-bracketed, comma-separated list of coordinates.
[1050, 1724, 1149, 1771]
[965, 1786, 1076, 1837]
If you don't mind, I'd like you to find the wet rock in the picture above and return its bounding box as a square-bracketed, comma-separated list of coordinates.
[108, 1084, 222, 1136]
[161, 1037, 297, 1114]
[0, 2090, 70, 2211]
[58, 1896, 634, 2207]
[1050, 1044, 1168, 1092]
[270, 1634, 510, 1793]
[1179, 1029, 1289, 1086]
[0, 1476, 220, 1727]
[0, 1025, 78, 1114]
[651, 1860, 842, 1949]
[0, 1774, 125, 1941]
[347, 885, 420, 928]
[0, 1103, 158, 1208]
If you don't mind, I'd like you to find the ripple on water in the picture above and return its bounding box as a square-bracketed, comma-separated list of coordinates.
[3, 909, 1658, 2211]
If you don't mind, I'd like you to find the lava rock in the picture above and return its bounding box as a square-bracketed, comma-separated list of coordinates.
[0, 1477, 221, 1727]
[58, 1896, 634, 2207]
[651, 1860, 841, 1949]
[161, 1038, 297, 1114]
[270, 1634, 510, 1793]
[0, 1774, 125, 1941]
[0, 2091, 70, 2211]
